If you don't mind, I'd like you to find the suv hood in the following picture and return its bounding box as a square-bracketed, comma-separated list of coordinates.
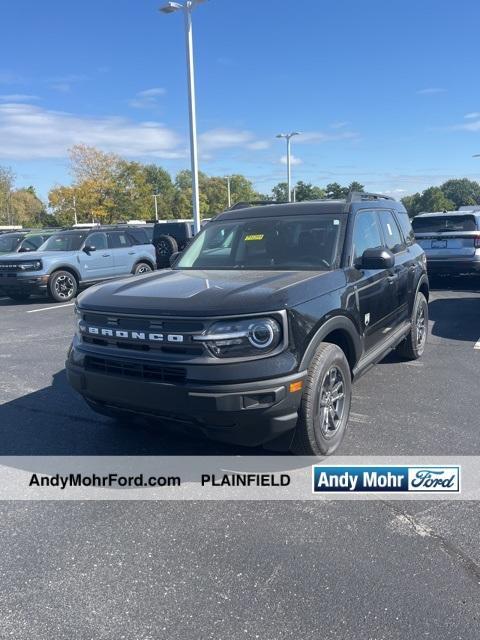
[0, 250, 71, 261]
[78, 269, 346, 316]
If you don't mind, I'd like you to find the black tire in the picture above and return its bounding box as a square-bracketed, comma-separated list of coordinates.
[133, 261, 153, 276]
[7, 292, 31, 301]
[291, 343, 352, 456]
[154, 234, 178, 267]
[47, 270, 78, 302]
[396, 291, 428, 360]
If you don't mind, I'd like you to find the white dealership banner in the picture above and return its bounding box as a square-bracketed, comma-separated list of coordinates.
[0, 456, 478, 500]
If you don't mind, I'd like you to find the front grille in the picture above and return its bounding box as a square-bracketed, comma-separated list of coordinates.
[84, 355, 187, 384]
[0, 263, 21, 272]
[83, 313, 205, 333]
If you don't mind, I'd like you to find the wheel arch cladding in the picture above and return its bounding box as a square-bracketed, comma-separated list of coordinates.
[50, 266, 80, 283]
[299, 315, 361, 372]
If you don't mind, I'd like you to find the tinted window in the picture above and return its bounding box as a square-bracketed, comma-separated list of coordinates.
[177, 215, 344, 271]
[412, 215, 478, 233]
[107, 232, 131, 249]
[18, 235, 44, 252]
[0, 234, 24, 252]
[378, 210, 405, 253]
[352, 212, 382, 262]
[127, 228, 148, 245]
[38, 233, 87, 251]
[86, 232, 107, 250]
[395, 212, 415, 245]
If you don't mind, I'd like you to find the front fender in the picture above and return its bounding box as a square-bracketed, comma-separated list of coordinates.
[299, 314, 362, 371]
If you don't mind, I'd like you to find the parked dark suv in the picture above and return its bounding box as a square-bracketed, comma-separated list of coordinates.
[67, 193, 429, 455]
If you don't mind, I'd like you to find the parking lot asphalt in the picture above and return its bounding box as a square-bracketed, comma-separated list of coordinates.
[0, 277, 479, 639]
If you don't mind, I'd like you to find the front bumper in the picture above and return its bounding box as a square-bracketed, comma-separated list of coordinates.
[0, 272, 48, 294]
[66, 349, 307, 447]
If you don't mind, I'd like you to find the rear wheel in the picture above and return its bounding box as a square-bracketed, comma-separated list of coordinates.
[133, 261, 153, 275]
[396, 291, 428, 360]
[155, 234, 178, 267]
[48, 270, 78, 302]
[291, 343, 351, 456]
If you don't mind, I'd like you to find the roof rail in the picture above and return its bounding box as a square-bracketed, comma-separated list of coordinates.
[346, 191, 396, 203]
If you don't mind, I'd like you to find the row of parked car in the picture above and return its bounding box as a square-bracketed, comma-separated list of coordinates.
[1, 205, 479, 305]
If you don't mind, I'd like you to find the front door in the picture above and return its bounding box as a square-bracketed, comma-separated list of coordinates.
[79, 232, 114, 280]
[349, 210, 398, 352]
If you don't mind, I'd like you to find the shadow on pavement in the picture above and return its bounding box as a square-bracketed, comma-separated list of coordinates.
[429, 296, 480, 342]
[0, 369, 269, 457]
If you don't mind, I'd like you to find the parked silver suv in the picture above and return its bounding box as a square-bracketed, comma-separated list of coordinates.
[412, 211, 480, 275]
[0, 227, 156, 302]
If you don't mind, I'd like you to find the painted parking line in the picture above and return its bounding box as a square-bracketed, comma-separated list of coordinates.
[474, 339, 480, 350]
[27, 302, 75, 314]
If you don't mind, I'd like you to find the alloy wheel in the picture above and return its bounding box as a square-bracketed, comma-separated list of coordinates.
[316, 366, 346, 439]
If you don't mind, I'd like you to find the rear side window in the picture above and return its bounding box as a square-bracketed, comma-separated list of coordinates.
[378, 210, 405, 254]
[107, 232, 131, 249]
[127, 229, 148, 245]
[395, 212, 415, 245]
[352, 211, 383, 262]
[412, 215, 478, 233]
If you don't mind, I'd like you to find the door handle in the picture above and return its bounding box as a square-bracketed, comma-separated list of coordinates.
[128, 251, 135, 255]
[387, 274, 398, 284]
[102, 253, 111, 257]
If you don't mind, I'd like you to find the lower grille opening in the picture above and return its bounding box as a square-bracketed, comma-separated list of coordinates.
[84, 355, 186, 384]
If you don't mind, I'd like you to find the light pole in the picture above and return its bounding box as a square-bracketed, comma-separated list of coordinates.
[160, 0, 206, 234]
[153, 193, 161, 221]
[276, 131, 300, 202]
[225, 175, 231, 208]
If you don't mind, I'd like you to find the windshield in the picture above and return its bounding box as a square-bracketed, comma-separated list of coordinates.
[176, 215, 345, 271]
[412, 215, 478, 233]
[0, 235, 23, 253]
[38, 233, 87, 252]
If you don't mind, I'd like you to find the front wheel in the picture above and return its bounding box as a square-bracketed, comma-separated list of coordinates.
[133, 262, 153, 275]
[291, 343, 352, 456]
[396, 291, 428, 360]
[47, 270, 78, 302]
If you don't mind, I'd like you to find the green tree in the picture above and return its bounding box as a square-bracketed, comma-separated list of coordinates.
[0, 165, 15, 224]
[324, 182, 347, 199]
[347, 181, 365, 193]
[10, 188, 45, 227]
[294, 181, 325, 202]
[439, 178, 480, 209]
[402, 187, 454, 217]
[272, 182, 288, 202]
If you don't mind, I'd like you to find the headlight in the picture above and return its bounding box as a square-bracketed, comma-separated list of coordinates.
[74, 304, 83, 337]
[194, 317, 282, 358]
[17, 260, 42, 271]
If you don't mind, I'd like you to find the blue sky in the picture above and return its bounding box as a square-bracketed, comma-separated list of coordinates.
[1, 0, 480, 201]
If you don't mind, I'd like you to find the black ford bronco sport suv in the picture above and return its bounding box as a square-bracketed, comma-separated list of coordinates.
[67, 193, 429, 455]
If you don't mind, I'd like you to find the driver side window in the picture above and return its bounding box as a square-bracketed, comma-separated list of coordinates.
[352, 211, 383, 263]
[85, 232, 107, 251]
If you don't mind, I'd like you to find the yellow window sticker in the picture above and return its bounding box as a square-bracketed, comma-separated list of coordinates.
[244, 234, 264, 241]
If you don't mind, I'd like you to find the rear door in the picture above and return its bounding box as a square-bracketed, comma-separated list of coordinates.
[412, 214, 479, 261]
[350, 210, 398, 352]
[377, 209, 409, 324]
[79, 232, 114, 280]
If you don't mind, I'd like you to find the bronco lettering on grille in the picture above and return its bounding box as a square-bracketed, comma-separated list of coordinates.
[83, 326, 184, 343]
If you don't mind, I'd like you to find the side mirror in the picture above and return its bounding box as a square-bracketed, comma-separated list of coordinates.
[82, 244, 96, 254]
[358, 247, 394, 270]
[169, 251, 181, 267]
